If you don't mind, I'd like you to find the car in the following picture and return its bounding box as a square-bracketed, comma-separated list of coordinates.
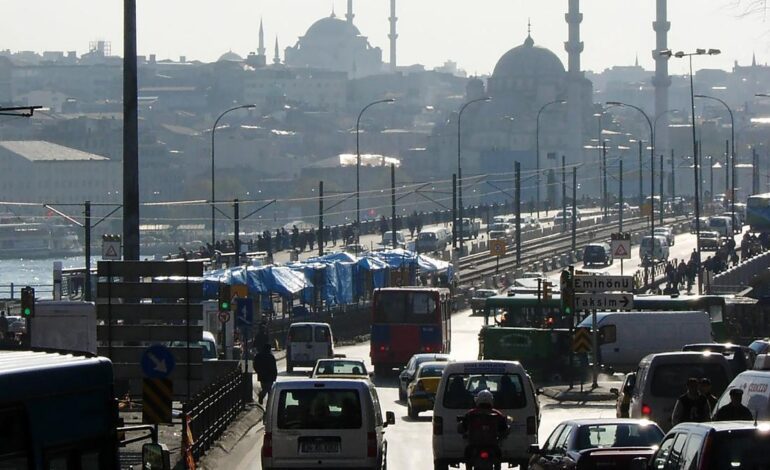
[612, 373, 636, 418]
[689, 216, 709, 233]
[398, 353, 450, 401]
[553, 210, 575, 225]
[406, 361, 448, 418]
[261, 379, 395, 470]
[169, 330, 219, 361]
[470, 288, 498, 315]
[487, 222, 513, 240]
[583, 242, 613, 266]
[522, 215, 541, 231]
[639, 235, 669, 263]
[707, 216, 733, 238]
[286, 322, 334, 373]
[519, 271, 546, 280]
[682, 342, 757, 376]
[749, 339, 770, 356]
[311, 358, 371, 380]
[653, 227, 675, 246]
[721, 211, 743, 232]
[380, 230, 406, 249]
[528, 419, 664, 470]
[698, 230, 722, 251]
[344, 243, 369, 255]
[631, 421, 770, 470]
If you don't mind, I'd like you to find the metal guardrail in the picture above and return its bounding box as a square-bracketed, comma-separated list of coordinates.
[182, 369, 253, 463]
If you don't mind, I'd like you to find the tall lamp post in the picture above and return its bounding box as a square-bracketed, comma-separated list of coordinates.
[356, 98, 395, 243]
[211, 104, 256, 247]
[696, 94, 734, 218]
[607, 101, 655, 282]
[536, 99, 566, 219]
[662, 48, 720, 294]
[457, 96, 490, 251]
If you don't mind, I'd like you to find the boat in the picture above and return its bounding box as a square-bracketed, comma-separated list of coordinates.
[0, 222, 81, 259]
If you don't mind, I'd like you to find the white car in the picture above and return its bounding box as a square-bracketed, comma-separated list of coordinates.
[653, 227, 675, 246]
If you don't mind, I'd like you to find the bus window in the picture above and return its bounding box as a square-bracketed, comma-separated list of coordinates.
[410, 292, 437, 316]
[0, 406, 29, 469]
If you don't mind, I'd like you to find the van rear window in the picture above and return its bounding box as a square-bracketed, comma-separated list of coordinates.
[441, 373, 526, 409]
[707, 430, 770, 469]
[289, 326, 312, 342]
[277, 389, 362, 429]
[650, 363, 730, 398]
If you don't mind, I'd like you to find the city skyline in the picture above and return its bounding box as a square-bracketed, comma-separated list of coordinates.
[3, 0, 769, 75]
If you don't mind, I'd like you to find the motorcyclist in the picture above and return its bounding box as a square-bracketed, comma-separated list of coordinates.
[457, 390, 510, 466]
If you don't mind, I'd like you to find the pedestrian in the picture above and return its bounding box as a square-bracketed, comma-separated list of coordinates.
[671, 377, 711, 426]
[0, 311, 8, 341]
[699, 378, 718, 412]
[252, 343, 278, 405]
[713, 388, 754, 421]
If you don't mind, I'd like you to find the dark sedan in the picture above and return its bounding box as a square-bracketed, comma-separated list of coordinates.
[528, 419, 664, 470]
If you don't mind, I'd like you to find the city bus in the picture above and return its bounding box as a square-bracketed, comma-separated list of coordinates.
[0, 350, 120, 469]
[747, 192, 770, 233]
[370, 287, 451, 376]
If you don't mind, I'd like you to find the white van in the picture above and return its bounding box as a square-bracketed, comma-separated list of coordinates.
[577, 311, 713, 372]
[380, 230, 406, 249]
[432, 360, 539, 470]
[286, 322, 334, 373]
[262, 379, 395, 469]
[628, 352, 732, 432]
[416, 228, 449, 252]
[712, 354, 770, 421]
[639, 235, 669, 262]
[708, 216, 733, 238]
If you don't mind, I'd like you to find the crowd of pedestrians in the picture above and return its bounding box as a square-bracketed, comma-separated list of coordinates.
[672, 377, 753, 426]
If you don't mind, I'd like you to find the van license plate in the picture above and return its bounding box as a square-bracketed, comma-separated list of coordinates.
[300, 439, 340, 453]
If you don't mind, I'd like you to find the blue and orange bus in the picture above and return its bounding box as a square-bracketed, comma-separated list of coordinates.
[370, 287, 452, 376]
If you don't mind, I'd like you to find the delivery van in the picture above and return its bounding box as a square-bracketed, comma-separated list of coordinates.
[577, 311, 713, 372]
[286, 322, 334, 373]
[711, 354, 770, 421]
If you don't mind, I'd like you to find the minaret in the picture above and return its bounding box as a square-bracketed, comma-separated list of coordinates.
[653, 0, 671, 153]
[346, 0, 354, 23]
[389, 0, 397, 72]
[258, 18, 266, 57]
[273, 36, 280, 65]
[564, 0, 584, 165]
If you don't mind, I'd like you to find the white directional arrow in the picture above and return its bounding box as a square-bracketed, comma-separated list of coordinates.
[147, 352, 168, 374]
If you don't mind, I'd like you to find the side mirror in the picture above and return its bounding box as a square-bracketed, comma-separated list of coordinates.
[527, 444, 541, 455]
[610, 388, 620, 397]
[629, 456, 649, 470]
[385, 411, 396, 426]
[142, 443, 170, 470]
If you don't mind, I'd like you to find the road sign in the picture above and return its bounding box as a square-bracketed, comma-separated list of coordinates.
[218, 310, 230, 323]
[572, 327, 592, 353]
[489, 239, 507, 257]
[611, 239, 631, 260]
[231, 284, 248, 299]
[141, 344, 176, 379]
[235, 297, 253, 329]
[142, 378, 173, 424]
[575, 293, 634, 310]
[573, 275, 634, 293]
[102, 240, 121, 260]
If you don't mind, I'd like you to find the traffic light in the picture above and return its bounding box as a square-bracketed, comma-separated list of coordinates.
[560, 269, 574, 316]
[20, 286, 35, 317]
[218, 283, 231, 312]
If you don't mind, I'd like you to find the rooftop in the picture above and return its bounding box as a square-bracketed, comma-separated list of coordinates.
[0, 141, 109, 161]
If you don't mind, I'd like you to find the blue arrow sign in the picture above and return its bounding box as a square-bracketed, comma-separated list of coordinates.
[141, 344, 176, 379]
[235, 297, 253, 329]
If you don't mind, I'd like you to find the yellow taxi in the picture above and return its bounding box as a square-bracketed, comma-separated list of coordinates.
[407, 361, 448, 418]
[310, 358, 372, 381]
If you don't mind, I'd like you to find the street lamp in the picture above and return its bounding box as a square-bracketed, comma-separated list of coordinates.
[457, 96, 491, 251]
[536, 99, 566, 219]
[696, 94, 734, 220]
[356, 98, 395, 243]
[607, 101, 655, 282]
[211, 104, 256, 247]
[661, 48, 720, 294]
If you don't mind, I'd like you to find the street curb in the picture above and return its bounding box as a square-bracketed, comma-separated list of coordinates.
[196, 404, 265, 470]
[541, 386, 616, 403]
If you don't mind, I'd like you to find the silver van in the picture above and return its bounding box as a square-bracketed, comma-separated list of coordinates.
[286, 322, 334, 373]
[416, 228, 449, 252]
[628, 351, 732, 432]
[262, 379, 395, 469]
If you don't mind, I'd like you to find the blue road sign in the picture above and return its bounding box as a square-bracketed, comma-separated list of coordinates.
[235, 297, 253, 329]
[141, 344, 176, 379]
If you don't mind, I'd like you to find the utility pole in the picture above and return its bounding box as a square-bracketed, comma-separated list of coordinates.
[515, 162, 521, 265]
[452, 174, 457, 249]
[572, 167, 577, 252]
[660, 154, 664, 225]
[619, 160, 624, 232]
[671, 149, 676, 203]
[391, 164, 397, 248]
[754, 147, 760, 195]
[602, 141, 608, 218]
[562, 155, 567, 231]
[233, 199, 240, 266]
[84, 201, 92, 302]
[318, 181, 324, 256]
[638, 139, 644, 206]
[123, 0, 140, 260]
[725, 140, 730, 203]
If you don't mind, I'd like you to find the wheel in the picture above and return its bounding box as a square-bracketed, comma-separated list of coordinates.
[434, 460, 449, 470]
[407, 402, 418, 419]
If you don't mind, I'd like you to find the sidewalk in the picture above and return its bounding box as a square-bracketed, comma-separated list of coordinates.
[197, 405, 265, 470]
[541, 381, 619, 402]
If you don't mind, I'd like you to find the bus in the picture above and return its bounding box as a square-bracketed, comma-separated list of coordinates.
[0, 350, 120, 469]
[484, 293, 729, 339]
[370, 287, 451, 375]
[747, 193, 770, 233]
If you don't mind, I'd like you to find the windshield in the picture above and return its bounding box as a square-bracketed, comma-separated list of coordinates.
[277, 389, 362, 429]
[573, 423, 663, 450]
[441, 373, 526, 409]
[418, 232, 436, 240]
[585, 245, 605, 255]
[707, 430, 770, 470]
[489, 223, 508, 231]
[418, 364, 447, 378]
[709, 219, 727, 227]
[374, 291, 438, 323]
[314, 360, 366, 376]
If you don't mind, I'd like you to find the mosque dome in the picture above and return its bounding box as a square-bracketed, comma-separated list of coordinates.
[304, 15, 361, 41]
[492, 35, 565, 80]
[217, 51, 244, 62]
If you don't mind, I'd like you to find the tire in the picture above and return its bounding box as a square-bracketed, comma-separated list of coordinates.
[434, 460, 449, 470]
[407, 402, 418, 419]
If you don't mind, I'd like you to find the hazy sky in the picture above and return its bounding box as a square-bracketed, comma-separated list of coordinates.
[3, 1, 769, 75]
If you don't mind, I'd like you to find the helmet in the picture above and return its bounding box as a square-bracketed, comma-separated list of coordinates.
[474, 389, 494, 407]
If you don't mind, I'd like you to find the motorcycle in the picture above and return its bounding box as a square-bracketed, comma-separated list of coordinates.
[456, 415, 510, 470]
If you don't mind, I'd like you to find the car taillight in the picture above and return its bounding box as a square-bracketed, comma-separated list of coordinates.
[423, 345, 433, 352]
[379, 345, 389, 352]
[698, 432, 713, 470]
[641, 404, 652, 416]
[527, 416, 537, 435]
[433, 416, 443, 435]
[479, 450, 489, 460]
[262, 432, 272, 457]
[367, 432, 377, 458]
